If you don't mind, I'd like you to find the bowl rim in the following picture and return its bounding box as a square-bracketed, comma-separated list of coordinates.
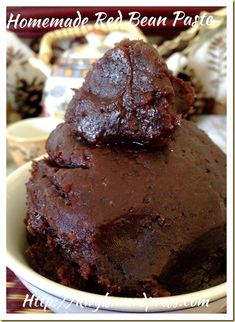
[6, 159, 227, 312]
[7, 252, 227, 313]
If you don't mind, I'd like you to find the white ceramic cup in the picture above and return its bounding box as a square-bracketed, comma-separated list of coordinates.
[6, 117, 62, 166]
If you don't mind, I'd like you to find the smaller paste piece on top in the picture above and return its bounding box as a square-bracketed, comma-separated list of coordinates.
[65, 39, 195, 147]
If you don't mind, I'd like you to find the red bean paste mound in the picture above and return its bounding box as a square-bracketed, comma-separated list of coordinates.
[25, 40, 226, 298]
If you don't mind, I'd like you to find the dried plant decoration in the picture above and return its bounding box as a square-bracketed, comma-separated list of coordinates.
[7, 47, 28, 68]
[7, 32, 47, 123]
[207, 35, 226, 101]
[158, 9, 226, 115]
[13, 76, 44, 118]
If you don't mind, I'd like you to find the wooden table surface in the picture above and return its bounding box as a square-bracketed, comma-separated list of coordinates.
[7, 268, 52, 314]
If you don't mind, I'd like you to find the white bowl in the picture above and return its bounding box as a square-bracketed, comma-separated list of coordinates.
[7, 159, 227, 314]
